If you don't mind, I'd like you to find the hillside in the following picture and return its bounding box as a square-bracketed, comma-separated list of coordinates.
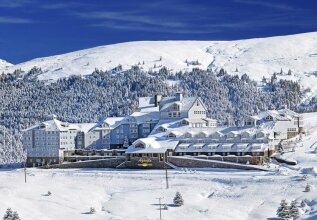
[0, 59, 12, 70]
[1, 32, 317, 94]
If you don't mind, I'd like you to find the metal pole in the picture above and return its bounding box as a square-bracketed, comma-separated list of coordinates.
[156, 197, 163, 220]
[165, 168, 169, 189]
[24, 162, 27, 183]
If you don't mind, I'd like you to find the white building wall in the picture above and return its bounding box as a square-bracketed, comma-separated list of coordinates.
[187, 99, 207, 119]
[273, 120, 298, 140]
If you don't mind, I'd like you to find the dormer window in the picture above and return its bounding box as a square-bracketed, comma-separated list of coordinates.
[135, 142, 145, 148]
[168, 133, 176, 138]
[173, 103, 180, 111]
[266, 115, 273, 121]
[181, 119, 189, 126]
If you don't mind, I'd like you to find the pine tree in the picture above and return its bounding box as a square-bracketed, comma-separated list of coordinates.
[262, 76, 267, 83]
[300, 200, 306, 208]
[3, 208, 20, 220]
[12, 212, 20, 220]
[173, 192, 184, 206]
[3, 208, 13, 220]
[287, 69, 292, 75]
[276, 199, 291, 220]
[280, 68, 283, 74]
[290, 200, 299, 219]
[305, 184, 311, 192]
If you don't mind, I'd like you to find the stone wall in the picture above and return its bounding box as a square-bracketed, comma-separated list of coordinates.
[167, 156, 266, 171]
[194, 155, 263, 165]
[44, 157, 125, 169]
[117, 158, 172, 169]
[64, 156, 118, 162]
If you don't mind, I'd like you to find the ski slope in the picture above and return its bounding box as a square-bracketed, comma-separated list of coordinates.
[1, 113, 317, 220]
[1, 32, 317, 95]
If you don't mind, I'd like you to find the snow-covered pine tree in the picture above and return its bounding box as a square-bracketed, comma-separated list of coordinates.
[287, 69, 292, 75]
[305, 184, 311, 192]
[3, 208, 20, 220]
[290, 200, 300, 219]
[276, 199, 291, 220]
[173, 192, 184, 207]
[300, 200, 306, 208]
[3, 208, 13, 220]
[12, 212, 20, 220]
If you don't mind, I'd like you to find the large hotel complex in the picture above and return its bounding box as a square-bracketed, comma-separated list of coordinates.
[23, 93, 304, 168]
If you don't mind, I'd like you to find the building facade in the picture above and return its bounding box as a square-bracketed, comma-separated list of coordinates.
[23, 93, 304, 167]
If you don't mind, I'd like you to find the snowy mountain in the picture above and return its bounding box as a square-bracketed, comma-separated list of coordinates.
[2, 32, 317, 93]
[0, 59, 12, 70]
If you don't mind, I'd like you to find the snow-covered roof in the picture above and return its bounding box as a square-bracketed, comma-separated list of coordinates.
[138, 97, 155, 109]
[126, 138, 179, 154]
[138, 97, 160, 112]
[130, 111, 159, 124]
[73, 123, 98, 133]
[23, 119, 81, 132]
[102, 117, 125, 129]
[277, 108, 300, 118]
[252, 109, 292, 121]
[175, 143, 269, 153]
[159, 96, 199, 112]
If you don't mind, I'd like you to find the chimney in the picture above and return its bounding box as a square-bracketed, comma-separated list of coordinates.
[176, 92, 183, 101]
[154, 95, 162, 107]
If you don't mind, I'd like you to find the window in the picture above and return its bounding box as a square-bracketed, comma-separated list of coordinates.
[266, 115, 273, 121]
[173, 104, 180, 111]
[196, 101, 200, 106]
[168, 133, 176, 138]
[168, 112, 172, 117]
[135, 142, 145, 148]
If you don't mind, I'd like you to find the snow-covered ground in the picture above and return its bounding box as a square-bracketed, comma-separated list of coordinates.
[1, 112, 317, 220]
[2, 32, 317, 96]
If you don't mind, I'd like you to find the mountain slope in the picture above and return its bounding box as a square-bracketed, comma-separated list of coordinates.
[0, 59, 12, 70]
[2, 32, 317, 93]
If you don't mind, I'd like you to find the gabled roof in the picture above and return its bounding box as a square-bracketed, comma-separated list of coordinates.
[255, 110, 291, 121]
[126, 138, 179, 154]
[23, 119, 81, 132]
[74, 123, 98, 133]
[102, 117, 125, 129]
[129, 111, 159, 125]
[278, 108, 300, 118]
[159, 96, 201, 112]
[165, 130, 182, 137]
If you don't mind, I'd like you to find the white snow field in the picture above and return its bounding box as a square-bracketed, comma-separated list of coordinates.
[1, 112, 317, 220]
[2, 32, 317, 96]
